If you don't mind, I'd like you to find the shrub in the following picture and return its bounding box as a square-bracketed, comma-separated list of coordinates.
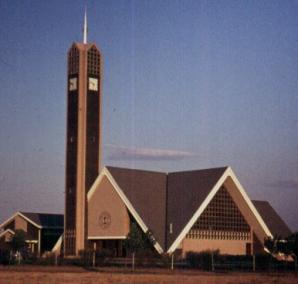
[186, 250, 219, 270]
[10, 230, 26, 253]
[124, 222, 156, 254]
[79, 249, 93, 267]
[0, 249, 10, 265]
[95, 248, 114, 266]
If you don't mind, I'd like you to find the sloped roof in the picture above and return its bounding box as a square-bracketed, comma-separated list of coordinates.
[96, 166, 291, 253]
[70, 42, 101, 53]
[106, 166, 168, 250]
[166, 167, 228, 249]
[20, 212, 64, 228]
[252, 200, 292, 238]
[0, 229, 15, 239]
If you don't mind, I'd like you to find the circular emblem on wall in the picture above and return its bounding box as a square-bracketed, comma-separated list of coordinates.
[98, 211, 111, 229]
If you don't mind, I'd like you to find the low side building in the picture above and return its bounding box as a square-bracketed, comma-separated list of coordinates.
[0, 229, 15, 250]
[0, 212, 63, 255]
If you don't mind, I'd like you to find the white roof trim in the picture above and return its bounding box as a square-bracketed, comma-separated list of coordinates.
[0, 212, 42, 230]
[0, 228, 15, 239]
[88, 167, 164, 254]
[17, 212, 42, 229]
[227, 167, 272, 237]
[88, 236, 127, 240]
[167, 167, 229, 254]
[167, 167, 273, 254]
[87, 169, 106, 201]
[0, 214, 16, 229]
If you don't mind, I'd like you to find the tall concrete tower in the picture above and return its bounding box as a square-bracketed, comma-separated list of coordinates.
[64, 10, 102, 255]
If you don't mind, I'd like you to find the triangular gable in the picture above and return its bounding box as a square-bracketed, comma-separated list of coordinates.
[186, 186, 251, 239]
[0, 212, 42, 230]
[166, 167, 228, 251]
[167, 167, 272, 254]
[87, 167, 165, 254]
[0, 228, 15, 240]
[88, 174, 130, 239]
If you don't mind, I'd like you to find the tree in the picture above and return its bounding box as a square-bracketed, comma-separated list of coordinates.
[264, 237, 275, 253]
[287, 232, 298, 257]
[10, 230, 26, 253]
[124, 222, 156, 254]
[264, 233, 297, 256]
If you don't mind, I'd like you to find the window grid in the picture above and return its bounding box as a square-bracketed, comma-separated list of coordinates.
[65, 229, 76, 254]
[68, 47, 79, 75]
[186, 186, 251, 240]
[88, 47, 100, 76]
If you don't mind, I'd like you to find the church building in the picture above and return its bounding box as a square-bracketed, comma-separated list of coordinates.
[0, 11, 292, 259]
[85, 166, 291, 256]
[63, 12, 291, 257]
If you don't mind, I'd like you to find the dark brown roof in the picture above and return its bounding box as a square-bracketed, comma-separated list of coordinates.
[252, 200, 291, 238]
[106, 167, 293, 251]
[106, 166, 228, 251]
[20, 212, 64, 228]
[106, 166, 168, 250]
[166, 167, 228, 249]
[73, 42, 97, 50]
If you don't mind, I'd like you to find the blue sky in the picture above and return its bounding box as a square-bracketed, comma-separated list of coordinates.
[0, 0, 298, 231]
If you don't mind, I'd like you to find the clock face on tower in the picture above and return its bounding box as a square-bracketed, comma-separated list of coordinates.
[69, 77, 77, 91]
[89, 77, 98, 91]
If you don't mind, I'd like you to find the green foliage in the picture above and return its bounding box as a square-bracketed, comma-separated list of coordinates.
[0, 249, 10, 265]
[264, 237, 274, 252]
[265, 233, 298, 256]
[186, 250, 219, 270]
[286, 232, 298, 257]
[124, 222, 156, 254]
[10, 229, 26, 252]
[74, 248, 115, 267]
[79, 249, 93, 267]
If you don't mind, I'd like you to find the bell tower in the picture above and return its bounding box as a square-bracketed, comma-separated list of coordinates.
[64, 10, 102, 255]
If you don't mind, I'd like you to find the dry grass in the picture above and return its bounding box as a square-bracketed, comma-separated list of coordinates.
[0, 266, 297, 284]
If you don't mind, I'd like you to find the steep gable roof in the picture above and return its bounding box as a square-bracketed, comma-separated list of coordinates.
[252, 200, 291, 238]
[106, 166, 168, 250]
[89, 166, 287, 254]
[166, 167, 228, 249]
[0, 212, 64, 230]
[166, 167, 277, 253]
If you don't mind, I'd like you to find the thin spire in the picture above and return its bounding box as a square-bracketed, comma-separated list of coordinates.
[83, 6, 88, 44]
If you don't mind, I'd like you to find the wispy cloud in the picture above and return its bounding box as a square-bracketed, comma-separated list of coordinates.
[264, 179, 298, 189]
[106, 144, 197, 161]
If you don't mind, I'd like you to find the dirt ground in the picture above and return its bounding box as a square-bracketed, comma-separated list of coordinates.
[0, 266, 297, 284]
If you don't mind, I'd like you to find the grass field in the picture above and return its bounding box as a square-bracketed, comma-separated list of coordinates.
[0, 266, 297, 284]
